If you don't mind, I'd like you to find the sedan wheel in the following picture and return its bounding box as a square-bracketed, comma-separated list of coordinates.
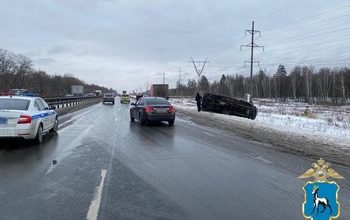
[168, 119, 175, 126]
[130, 111, 135, 122]
[139, 113, 145, 126]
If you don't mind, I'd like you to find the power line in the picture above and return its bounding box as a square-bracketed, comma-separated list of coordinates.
[262, 3, 350, 34]
[258, 0, 306, 23]
[261, 58, 350, 66]
[202, 2, 350, 71]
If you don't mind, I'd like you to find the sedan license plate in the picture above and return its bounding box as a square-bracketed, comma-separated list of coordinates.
[0, 117, 8, 124]
[156, 108, 168, 113]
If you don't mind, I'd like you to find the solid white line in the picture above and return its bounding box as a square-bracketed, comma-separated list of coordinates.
[86, 169, 107, 220]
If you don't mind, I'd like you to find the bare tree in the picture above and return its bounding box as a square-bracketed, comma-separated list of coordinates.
[290, 66, 301, 100]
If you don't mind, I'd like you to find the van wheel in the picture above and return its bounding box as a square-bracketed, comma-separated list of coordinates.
[34, 125, 43, 144]
[250, 106, 257, 120]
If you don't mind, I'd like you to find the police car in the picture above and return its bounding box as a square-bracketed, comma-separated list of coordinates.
[0, 96, 58, 144]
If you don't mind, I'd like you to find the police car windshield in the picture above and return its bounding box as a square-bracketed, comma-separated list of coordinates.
[0, 99, 30, 110]
[145, 98, 169, 105]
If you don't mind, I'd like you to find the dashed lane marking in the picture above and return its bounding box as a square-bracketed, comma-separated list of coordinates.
[86, 169, 107, 220]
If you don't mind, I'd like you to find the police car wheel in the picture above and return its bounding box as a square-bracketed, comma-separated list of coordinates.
[34, 125, 43, 144]
[50, 118, 59, 133]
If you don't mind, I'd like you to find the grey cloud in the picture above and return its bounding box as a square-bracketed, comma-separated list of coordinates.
[34, 58, 56, 65]
[0, 0, 349, 91]
[47, 46, 70, 55]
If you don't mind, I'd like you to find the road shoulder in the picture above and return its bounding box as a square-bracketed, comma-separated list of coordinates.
[176, 106, 350, 167]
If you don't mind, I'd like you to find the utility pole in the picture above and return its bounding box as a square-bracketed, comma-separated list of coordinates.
[178, 67, 182, 83]
[178, 67, 183, 96]
[241, 21, 264, 100]
[162, 71, 165, 84]
[189, 57, 209, 92]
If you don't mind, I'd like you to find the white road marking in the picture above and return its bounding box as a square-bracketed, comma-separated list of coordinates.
[86, 169, 107, 220]
[58, 107, 97, 130]
[255, 155, 273, 164]
[203, 131, 215, 137]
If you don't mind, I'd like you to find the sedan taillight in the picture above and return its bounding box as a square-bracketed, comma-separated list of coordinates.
[18, 115, 32, 124]
[144, 106, 155, 113]
[168, 105, 176, 113]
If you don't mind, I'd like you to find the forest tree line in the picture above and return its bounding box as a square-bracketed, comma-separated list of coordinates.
[0, 49, 111, 97]
[170, 65, 350, 104]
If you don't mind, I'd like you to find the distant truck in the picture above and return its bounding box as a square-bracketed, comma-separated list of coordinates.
[201, 93, 258, 120]
[150, 84, 169, 99]
[95, 90, 102, 96]
[71, 85, 84, 96]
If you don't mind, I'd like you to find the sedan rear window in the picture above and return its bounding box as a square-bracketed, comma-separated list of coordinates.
[0, 99, 30, 110]
[145, 98, 170, 105]
[104, 94, 113, 97]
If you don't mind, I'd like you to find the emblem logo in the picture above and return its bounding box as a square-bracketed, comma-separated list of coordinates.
[299, 158, 344, 220]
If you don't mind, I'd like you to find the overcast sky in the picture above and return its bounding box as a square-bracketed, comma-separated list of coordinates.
[1, 0, 349, 91]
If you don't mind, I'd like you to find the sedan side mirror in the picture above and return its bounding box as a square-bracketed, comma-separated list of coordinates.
[130, 102, 136, 106]
[49, 106, 56, 110]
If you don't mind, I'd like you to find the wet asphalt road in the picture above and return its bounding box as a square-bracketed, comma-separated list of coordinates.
[0, 98, 349, 220]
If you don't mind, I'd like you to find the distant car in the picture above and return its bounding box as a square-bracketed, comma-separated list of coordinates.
[103, 93, 115, 105]
[130, 97, 176, 126]
[120, 94, 130, 104]
[0, 96, 58, 144]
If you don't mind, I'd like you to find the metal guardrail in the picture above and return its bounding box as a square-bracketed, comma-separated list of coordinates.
[44, 96, 102, 109]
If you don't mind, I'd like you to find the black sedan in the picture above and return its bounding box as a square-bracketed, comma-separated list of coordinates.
[130, 97, 176, 126]
[103, 93, 115, 105]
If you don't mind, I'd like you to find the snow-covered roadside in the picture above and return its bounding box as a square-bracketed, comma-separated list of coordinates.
[170, 98, 350, 149]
